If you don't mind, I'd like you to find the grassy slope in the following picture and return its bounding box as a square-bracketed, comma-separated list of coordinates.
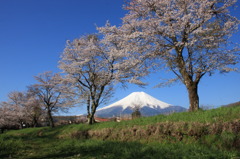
[0, 106, 240, 159]
[92, 105, 240, 129]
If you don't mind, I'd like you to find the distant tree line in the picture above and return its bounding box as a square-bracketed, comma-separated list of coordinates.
[1, 0, 239, 129]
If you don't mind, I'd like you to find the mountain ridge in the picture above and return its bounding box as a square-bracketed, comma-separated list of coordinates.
[96, 92, 186, 118]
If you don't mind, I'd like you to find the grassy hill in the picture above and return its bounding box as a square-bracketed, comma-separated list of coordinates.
[1, 106, 240, 159]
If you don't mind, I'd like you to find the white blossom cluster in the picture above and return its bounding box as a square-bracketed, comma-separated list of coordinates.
[97, 0, 239, 111]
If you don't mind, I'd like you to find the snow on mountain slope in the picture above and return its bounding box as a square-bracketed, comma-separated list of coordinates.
[97, 92, 171, 111]
[95, 92, 186, 117]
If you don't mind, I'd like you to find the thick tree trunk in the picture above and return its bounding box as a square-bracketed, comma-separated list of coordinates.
[87, 103, 97, 125]
[0, 128, 4, 133]
[186, 82, 199, 111]
[177, 54, 200, 112]
[33, 117, 39, 128]
[87, 95, 90, 117]
[19, 121, 23, 129]
[47, 109, 55, 128]
[87, 114, 95, 125]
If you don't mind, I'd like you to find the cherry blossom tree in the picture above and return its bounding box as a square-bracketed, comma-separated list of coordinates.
[0, 90, 46, 130]
[0, 91, 28, 129]
[59, 34, 146, 124]
[7, 91, 28, 129]
[99, 0, 239, 111]
[29, 71, 74, 128]
[24, 90, 45, 127]
[0, 102, 12, 133]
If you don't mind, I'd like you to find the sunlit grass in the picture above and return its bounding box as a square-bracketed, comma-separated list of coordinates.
[90, 105, 240, 130]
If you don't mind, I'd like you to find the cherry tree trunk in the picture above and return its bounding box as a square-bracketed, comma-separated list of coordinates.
[186, 82, 199, 112]
[87, 114, 95, 125]
[87, 103, 97, 125]
[32, 117, 39, 128]
[19, 121, 23, 129]
[47, 109, 55, 128]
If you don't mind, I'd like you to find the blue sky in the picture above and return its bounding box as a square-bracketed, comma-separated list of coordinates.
[0, 0, 239, 116]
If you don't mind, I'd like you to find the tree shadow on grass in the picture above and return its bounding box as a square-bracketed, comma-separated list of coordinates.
[1, 126, 237, 159]
[33, 140, 157, 159]
[33, 139, 233, 159]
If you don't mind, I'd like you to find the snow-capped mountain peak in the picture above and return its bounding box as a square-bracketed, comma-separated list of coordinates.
[95, 92, 186, 118]
[98, 91, 171, 111]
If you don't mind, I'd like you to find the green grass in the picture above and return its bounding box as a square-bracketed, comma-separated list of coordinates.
[0, 133, 238, 159]
[0, 106, 239, 158]
[89, 105, 240, 130]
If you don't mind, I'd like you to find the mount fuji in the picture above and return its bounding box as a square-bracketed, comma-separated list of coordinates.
[95, 92, 186, 118]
